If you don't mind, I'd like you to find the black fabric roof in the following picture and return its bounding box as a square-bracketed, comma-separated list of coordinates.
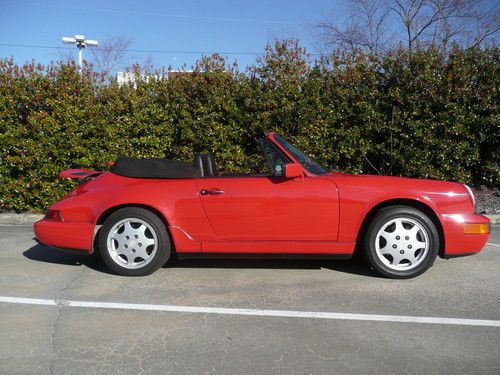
[110, 157, 201, 179]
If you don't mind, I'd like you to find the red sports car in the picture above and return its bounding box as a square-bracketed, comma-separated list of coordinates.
[34, 132, 490, 278]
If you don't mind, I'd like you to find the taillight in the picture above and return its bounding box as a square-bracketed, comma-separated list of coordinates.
[45, 209, 64, 222]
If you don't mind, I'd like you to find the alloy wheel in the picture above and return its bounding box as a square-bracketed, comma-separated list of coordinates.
[106, 218, 158, 269]
[374, 217, 429, 271]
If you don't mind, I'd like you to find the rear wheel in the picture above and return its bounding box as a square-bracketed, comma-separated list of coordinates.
[364, 206, 439, 279]
[98, 207, 171, 276]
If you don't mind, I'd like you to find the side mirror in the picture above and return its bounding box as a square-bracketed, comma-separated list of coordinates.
[284, 163, 304, 179]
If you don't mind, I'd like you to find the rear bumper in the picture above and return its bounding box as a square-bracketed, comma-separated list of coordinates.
[34, 219, 95, 253]
[440, 214, 490, 256]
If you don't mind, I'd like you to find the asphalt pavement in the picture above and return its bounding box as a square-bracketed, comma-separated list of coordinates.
[0, 224, 499, 374]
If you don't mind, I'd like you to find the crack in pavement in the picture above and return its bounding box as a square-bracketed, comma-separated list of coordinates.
[47, 266, 87, 375]
[305, 346, 338, 361]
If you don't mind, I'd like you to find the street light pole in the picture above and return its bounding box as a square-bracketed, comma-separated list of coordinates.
[62, 34, 98, 74]
[78, 43, 83, 68]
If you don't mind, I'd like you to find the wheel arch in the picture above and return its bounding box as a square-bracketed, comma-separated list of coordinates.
[94, 204, 175, 255]
[354, 199, 445, 258]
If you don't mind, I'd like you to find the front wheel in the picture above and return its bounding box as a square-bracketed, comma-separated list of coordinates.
[364, 206, 439, 279]
[98, 207, 171, 276]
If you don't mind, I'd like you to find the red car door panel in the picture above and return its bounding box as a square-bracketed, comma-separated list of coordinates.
[197, 176, 339, 241]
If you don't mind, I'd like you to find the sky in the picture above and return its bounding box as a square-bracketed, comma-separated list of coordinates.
[0, 0, 341, 71]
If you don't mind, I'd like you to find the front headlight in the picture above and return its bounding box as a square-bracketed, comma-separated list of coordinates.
[463, 184, 476, 210]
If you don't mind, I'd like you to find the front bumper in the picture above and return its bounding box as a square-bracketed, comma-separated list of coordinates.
[440, 214, 490, 256]
[34, 219, 95, 253]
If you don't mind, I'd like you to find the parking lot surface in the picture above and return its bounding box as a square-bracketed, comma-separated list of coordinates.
[0, 224, 499, 374]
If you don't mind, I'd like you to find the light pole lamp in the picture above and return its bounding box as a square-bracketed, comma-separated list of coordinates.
[62, 34, 98, 74]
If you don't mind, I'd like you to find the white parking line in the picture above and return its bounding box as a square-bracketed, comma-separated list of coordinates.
[0, 296, 499, 327]
[487, 242, 500, 248]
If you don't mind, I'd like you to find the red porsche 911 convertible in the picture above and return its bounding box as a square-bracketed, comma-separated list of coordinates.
[34, 132, 490, 278]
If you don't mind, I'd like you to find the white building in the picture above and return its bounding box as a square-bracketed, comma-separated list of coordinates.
[116, 70, 193, 87]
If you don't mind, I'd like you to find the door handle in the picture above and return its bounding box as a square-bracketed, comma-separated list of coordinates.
[200, 189, 225, 195]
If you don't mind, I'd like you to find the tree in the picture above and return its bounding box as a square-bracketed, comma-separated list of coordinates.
[249, 39, 309, 88]
[56, 47, 76, 64]
[316, 0, 391, 55]
[390, 0, 499, 51]
[315, 0, 499, 54]
[89, 36, 132, 77]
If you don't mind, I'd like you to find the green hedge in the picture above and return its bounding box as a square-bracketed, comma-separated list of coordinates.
[0, 41, 498, 212]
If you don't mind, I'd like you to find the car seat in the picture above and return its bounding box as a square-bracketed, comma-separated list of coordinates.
[194, 154, 218, 177]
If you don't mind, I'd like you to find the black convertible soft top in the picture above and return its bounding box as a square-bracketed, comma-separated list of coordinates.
[110, 156, 201, 179]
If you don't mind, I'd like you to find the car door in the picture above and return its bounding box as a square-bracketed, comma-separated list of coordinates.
[197, 175, 339, 241]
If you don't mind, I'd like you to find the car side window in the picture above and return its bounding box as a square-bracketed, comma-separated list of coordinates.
[258, 139, 291, 177]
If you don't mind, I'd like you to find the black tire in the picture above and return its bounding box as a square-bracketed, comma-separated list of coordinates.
[364, 206, 439, 279]
[98, 207, 171, 276]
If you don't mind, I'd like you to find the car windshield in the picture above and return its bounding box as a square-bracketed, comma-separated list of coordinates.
[273, 134, 328, 175]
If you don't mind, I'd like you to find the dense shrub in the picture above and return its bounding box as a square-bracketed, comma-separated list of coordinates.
[0, 41, 498, 211]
